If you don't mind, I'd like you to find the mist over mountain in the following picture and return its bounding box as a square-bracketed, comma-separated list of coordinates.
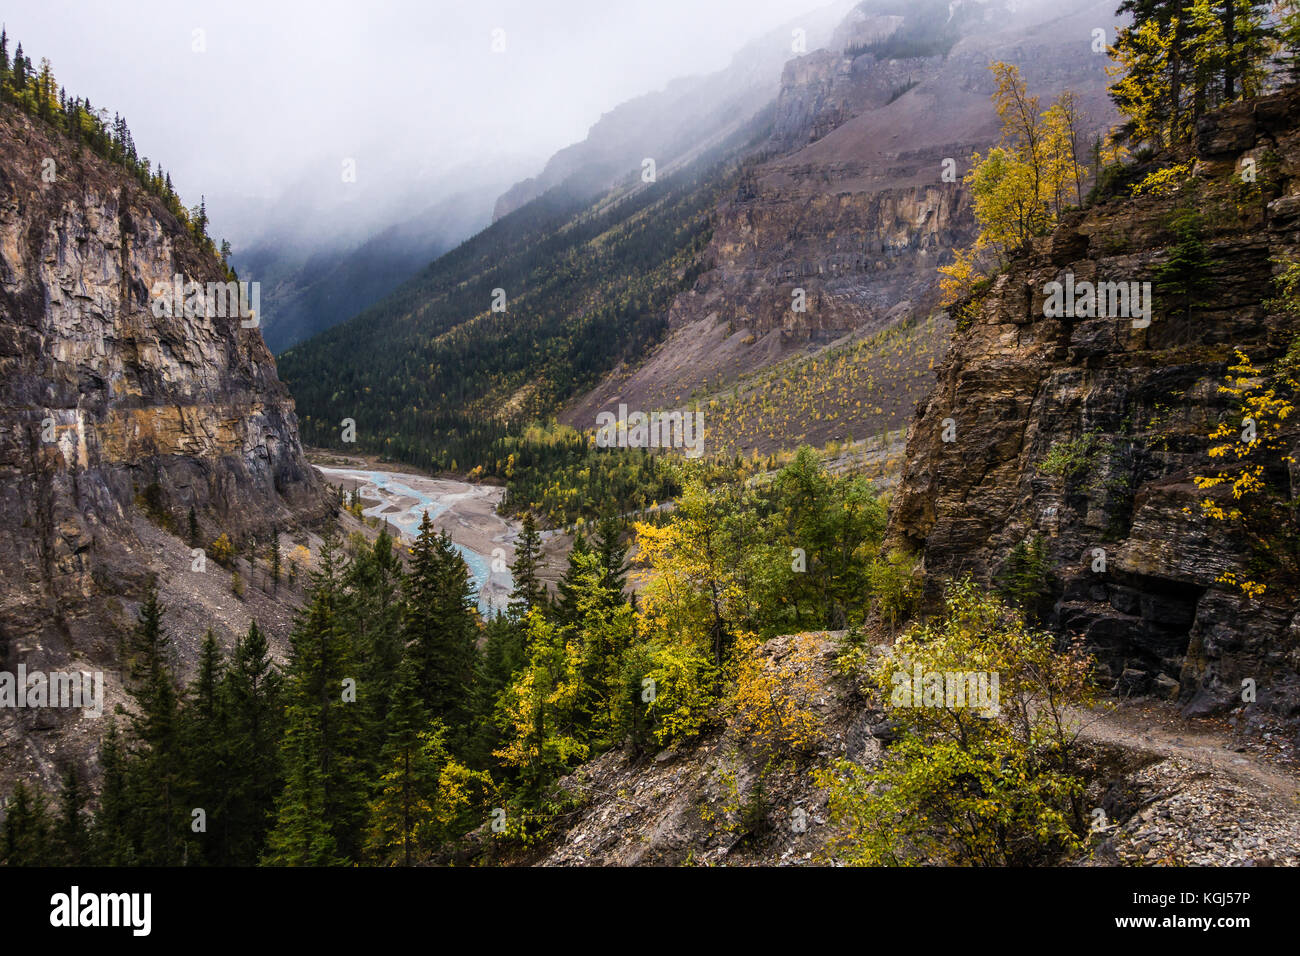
[241, 163, 534, 352]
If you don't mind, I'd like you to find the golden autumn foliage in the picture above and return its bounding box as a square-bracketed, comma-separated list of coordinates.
[1188, 344, 1299, 599]
[729, 632, 826, 755]
[208, 532, 235, 566]
[941, 63, 1092, 309]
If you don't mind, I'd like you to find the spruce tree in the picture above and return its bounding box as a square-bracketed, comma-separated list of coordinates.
[507, 511, 546, 619]
[91, 721, 136, 865]
[53, 766, 89, 866]
[343, 528, 404, 762]
[1, 782, 51, 865]
[402, 512, 479, 752]
[222, 621, 284, 865]
[124, 585, 187, 865]
[554, 532, 591, 627]
[270, 529, 282, 592]
[365, 654, 432, 865]
[183, 631, 228, 864]
[468, 611, 527, 768]
[593, 512, 629, 600]
[265, 537, 369, 864]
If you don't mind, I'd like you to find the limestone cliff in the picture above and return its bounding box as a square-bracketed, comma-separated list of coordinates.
[888, 87, 1300, 719]
[0, 102, 331, 786]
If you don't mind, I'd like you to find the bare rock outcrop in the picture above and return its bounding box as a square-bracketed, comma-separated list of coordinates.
[888, 86, 1300, 719]
[0, 103, 331, 787]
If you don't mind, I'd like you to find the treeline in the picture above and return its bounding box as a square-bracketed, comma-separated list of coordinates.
[495, 425, 684, 526]
[1, 450, 918, 864]
[0, 30, 223, 262]
[2, 522, 490, 866]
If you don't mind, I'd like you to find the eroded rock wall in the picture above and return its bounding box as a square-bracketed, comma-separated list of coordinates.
[888, 87, 1300, 718]
[0, 104, 331, 785]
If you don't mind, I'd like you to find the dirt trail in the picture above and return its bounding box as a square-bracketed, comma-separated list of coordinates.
[1069, 700, 1300, 804]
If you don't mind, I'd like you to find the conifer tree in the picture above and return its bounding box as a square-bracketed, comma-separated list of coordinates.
[469, 611, 527, 767]
[1279, 0, 1300, 81]
[265, 536, 369, 864]
[1, 782, 51, 865]
[122, 585, 188, 865]
[1110, 0, 1272, 150]
[508, 511, 546, 619]
[221, 621, 284, 865]
[593, 512, 629, 601]
[370, 654, 428, 865]
[554, 531, 592, 627]
[494, 613, 588, 797]
[183, 631, 228, 864]
[343, 527, 404, 742]
[402, 513, 479, 751]
[91, 721, 135, 865]
[53, 766, 90, 866]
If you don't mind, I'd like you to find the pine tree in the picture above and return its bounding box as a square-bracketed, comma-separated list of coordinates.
[183, 631, 228, 864]
[12, 43, 25, 90]
[593, 512, 629, 600]
[342, 527, 404, 768]
[270, 531, 282, 592]
[127, 583, 170, 688]
[121, 584, 188, 865]
[91, 721, 135, 865]
[1110, 0, 1272, 151]
[1, 782, 52, 865]
[364, 655, 431, 865]
[569, 553, 637, 747]
[53, 766, 90, 865]
[469, 612, 527, 767]
[402, 512, 479, 751]
[1156, 206, 1216, 320]
[366, 651, 491, 865]
[265, 537, 369, 864]
[508, 511, 546, 619]
[554, 532, 592, 627]
[221, 621, 284, 866]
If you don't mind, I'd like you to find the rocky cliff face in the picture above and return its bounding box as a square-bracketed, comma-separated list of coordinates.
[0, 103, 331, 786]
[692, 0, 1117, 342]
[889, 87, 1300, 719]
[563, 0, 1118, 427]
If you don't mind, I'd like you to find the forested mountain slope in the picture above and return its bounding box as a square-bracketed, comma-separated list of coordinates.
[281, 0, 1118, 496]
[277, 124, 757, 471]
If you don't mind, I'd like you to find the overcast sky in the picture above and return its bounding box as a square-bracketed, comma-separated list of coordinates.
[5, 0, 838, 245]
